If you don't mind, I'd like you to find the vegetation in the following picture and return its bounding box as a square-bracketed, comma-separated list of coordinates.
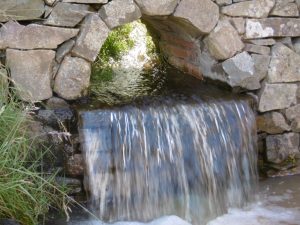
[0, 66, 68, 225]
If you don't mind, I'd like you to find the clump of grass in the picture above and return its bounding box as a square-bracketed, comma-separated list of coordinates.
[0, 66, 69, 225]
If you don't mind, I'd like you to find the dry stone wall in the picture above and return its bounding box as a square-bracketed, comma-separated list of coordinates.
[0, 0, 300, 173]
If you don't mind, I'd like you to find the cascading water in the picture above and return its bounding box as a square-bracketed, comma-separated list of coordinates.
[79, 94, 258, 225]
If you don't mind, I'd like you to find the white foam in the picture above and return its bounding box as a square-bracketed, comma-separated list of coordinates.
[207, 203, 300, 225]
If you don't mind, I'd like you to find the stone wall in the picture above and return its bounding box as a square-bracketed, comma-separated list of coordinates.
[0, 0, 300, 175]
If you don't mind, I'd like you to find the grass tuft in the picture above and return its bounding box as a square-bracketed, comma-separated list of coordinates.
[0, 65, 69, 225]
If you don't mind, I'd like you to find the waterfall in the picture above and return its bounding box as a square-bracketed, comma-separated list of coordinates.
[79, 95, 257, 225]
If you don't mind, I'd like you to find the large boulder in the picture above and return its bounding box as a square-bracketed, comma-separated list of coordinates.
[135, 0, 180, 16]
[0, 21, 79, 50]
[245, 18, 300, 39]
[270, 0, 299, 17]
[6, 49, 54, 102]
[72, 13, 110, 62]
[173, 0, 219, 34]
[207, 21, 244, 60]
[0, 0, 44, 22]
[258, 83, 297, 112]
[54, 56, 91, 100]
[222, 0, 275, 18]
[44, 2, 92, 27]
[99, 0, 141, 29]
[268, 43, 300, 83]
[266, 133, 300, 164]
[222, 51, 260, 90]
[257, 112, 290, 134]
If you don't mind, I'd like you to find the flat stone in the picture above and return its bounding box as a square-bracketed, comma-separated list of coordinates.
[56, 40, 75, 63]
[222, 51, 260, 90]
[286, 104, 300, 121]
[63, 0, 108, 3]
[0, 21, 79, 50]
[293, 37, 300, 54]
[247, 38, 276, 46]
[222, 0, 275, 18]
[135, 0, 180, 16]
[44, 2, 92, 27]
[55, 177, 82, 194]
[99, 0, 141, 29]
[173, 0, 219, 34]
[0, 0, 44, 22]
[278, 37, 294, 49]
[252, 54, 270, 80]
[207, 21, 244, 60]
[245, 43, 270, 55]
[72, 14, 110, 62]
[270, 0, 299, 17]
[258, 83, 297, 112]
[257, 112, 290, 134]
[54, 56, 91, 100]
[245, 18, 300, 39]
[6, 49, 54, 102]
[268, 43, 300, 83]
[266, 133, 299, 164]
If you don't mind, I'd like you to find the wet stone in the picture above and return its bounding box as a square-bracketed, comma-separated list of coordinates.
[266, 133, 300, 164]
[66, 154, 84, 177]
[257, 111, 290, 134]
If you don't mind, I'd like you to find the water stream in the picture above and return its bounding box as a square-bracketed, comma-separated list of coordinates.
[79, 93, 257, 225]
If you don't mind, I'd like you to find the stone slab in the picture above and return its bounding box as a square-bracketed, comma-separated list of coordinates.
[0, 0, 44, 22]
[245, 18, 300, 39]
[135, 0, 180, 16]
[6, 49, 54, 102]
[258, 83, 298, 112]
[0, 21, 79, 50]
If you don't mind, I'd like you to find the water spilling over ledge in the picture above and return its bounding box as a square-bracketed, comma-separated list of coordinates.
[79, 93, 258, 225]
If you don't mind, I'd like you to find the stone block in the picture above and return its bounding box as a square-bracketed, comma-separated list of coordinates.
[63, 0, 107, 2]
[268, 43, 300, 83]
[207, 21, 244, 60]
[173, 0, 219, 34]
[0, 0, 44, 22]
[257, 112, 290, 134]
[244, 44, 270, 55]
[56, 40, 75, 63]
[245, 18, 300, 39]
[0, 21, 79, 50]
[99, 0, 141, 29]
[222, 0, 275, 18]
[247, 38, 276, 46]
[6, 49, 54, 102]
[222, 52, 259, 90]
[54, 56, 91, 100]
[270, 0, 299, 17]
[44, 2, 92, 27]
[266, 133, 300, 163]
[135, 0, 180, 16]
[66, 154, 84, 177]
[285, 104, 300, 121]
[258, 83, 297, 112]
[252, 54, 270, 81]
[72, 13, 110, 62]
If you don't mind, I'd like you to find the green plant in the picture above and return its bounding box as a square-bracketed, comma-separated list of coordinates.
[0, 68, 69, 225]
